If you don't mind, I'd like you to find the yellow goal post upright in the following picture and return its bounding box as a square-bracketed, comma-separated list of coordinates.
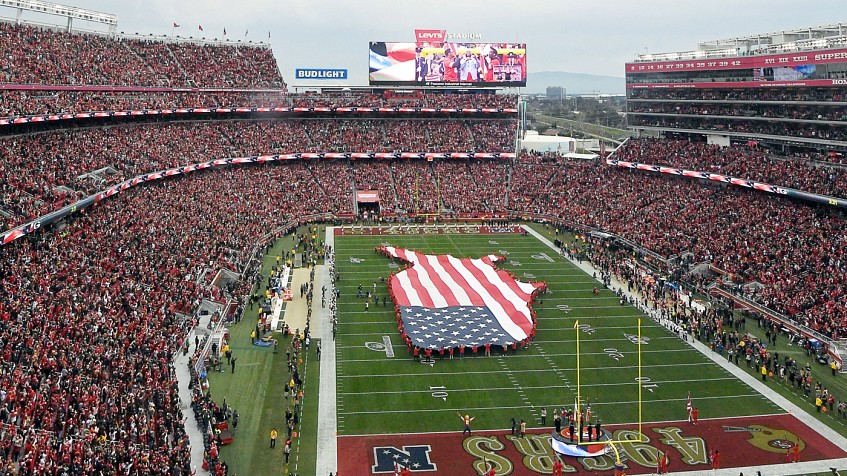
[413, 166, 442, 219]
[572, 318, 646, 463]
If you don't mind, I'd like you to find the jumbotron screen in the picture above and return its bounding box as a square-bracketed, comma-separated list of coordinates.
[369, 42, 527, 87]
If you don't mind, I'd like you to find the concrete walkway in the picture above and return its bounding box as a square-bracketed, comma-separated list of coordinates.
[173, 312, 215, 476]
[285, 268, 313, 335]
[316, 227, 338, 476]
[522, 224, 847, 475]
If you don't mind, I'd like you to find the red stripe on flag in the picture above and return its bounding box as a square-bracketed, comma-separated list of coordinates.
[496, 267, 537, 303]
[395, 249, 436, 309]
[411, 252, 463, 306]
[389, 274, 412, 307]
[405, 265, 435, 308]
[436, 254, 487, 307]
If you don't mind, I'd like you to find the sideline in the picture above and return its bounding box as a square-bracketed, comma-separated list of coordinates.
[173, 312, 215, 475]
[522, 224, 847, 475]
[315, 226, 338, 476]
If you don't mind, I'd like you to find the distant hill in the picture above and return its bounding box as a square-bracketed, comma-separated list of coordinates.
[527, 71, 625, 95]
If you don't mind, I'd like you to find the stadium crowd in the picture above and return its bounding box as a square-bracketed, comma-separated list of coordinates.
[628, 87, 847, 102]
[629, 102, 847, 122]
[0, 119, 516, 231]
[0, 23, 283, 88]
[1, 34, 846, 468]
[0, 90, 288, 117]
[577, 234, 846, 439]
[0, 87, 516, 118]
[289, 93, 515, 109]
[629, 115, 847, 142]
[0, 163, 357, 475]
[613, 138, 847, 198]
[0, 91, 516, 119]
[2, 109, 845, 334]
[506, 152, 847, 338]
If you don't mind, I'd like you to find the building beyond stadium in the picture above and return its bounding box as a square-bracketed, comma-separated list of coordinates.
[625, 23, 847, 154]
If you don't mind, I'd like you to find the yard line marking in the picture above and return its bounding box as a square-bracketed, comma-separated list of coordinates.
[536, 314, 644, 320]
[339, 270, 590, 277]
[335, 347, 695, 363]
[532, 334, 680, 344]
[537, 324, 665, 331]
[332, 334, 679, 346]
[336, 412, 788, 438]
[539, 297, 622, 301]
[336, 376, 740, 396]
[337, 321, 398, 325]
[337, 393, 762, 415]
[337, 361, 712, 378]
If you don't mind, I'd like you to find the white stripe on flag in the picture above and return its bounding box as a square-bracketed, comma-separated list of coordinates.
[394, 262, 424, 307]
[468, 258, 533, 324]
[407, 253, 450, 308]
[424, 253, 473, 305]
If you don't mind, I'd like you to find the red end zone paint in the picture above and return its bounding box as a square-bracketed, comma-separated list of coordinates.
[338, 414, 845, 474]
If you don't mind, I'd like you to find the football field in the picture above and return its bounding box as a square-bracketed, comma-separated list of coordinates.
[328, 226, 847, 474]
[334, 230, 779, 434]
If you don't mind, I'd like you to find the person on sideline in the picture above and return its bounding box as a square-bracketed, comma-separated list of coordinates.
[457, 411, 475, 436]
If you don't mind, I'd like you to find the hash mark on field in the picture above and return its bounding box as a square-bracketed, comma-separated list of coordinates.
[535, 344, 571, 390]
[498, 357, 534, 410]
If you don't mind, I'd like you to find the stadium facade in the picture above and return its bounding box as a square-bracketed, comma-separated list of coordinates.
[625, 23, 847, 154]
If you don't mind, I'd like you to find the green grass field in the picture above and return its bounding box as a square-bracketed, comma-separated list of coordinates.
[207, 229, 321, 476]
[333, 231, 783, 437]
[207, 225, 847, 475]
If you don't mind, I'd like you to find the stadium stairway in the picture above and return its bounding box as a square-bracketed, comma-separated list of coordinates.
[173, 311, 216, 475]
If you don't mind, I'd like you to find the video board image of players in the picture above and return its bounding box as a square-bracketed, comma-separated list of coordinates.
[369, 42, 526, 86]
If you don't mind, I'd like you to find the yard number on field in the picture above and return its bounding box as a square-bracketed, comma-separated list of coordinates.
[430, 385, 448, 401]
[635, 377, 659, 392]
[604, 348, 625, 361]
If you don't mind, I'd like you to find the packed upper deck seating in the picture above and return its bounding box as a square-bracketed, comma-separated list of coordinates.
[0, 22, 284, 88]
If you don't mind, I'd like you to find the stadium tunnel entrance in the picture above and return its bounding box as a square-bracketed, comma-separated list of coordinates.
[355, 189, 381, 219]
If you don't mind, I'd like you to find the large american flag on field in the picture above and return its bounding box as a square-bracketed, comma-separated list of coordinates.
[381, 246, 544, 350]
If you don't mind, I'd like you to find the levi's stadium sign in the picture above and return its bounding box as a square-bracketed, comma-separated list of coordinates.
[415, 29, 481, 44]
[415, 29, 446, 43]
[295, 68, 348, 80]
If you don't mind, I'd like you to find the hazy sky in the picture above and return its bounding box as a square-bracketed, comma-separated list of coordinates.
[7, 0, 841, 84]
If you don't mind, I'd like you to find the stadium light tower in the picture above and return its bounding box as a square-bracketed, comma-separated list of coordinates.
[0, 0, 118, 36]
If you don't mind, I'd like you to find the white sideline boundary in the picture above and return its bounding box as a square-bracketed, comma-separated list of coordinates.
[315, 227, 338, 476]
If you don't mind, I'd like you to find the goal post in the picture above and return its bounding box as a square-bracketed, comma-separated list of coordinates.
[572, 318, 646, 448]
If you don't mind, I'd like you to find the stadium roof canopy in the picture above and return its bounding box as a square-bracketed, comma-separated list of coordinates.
[0, 0, 117, 34]
[632, 21, 847, 63]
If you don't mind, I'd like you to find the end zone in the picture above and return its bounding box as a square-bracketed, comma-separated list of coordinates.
[338, 414, 846, 474]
